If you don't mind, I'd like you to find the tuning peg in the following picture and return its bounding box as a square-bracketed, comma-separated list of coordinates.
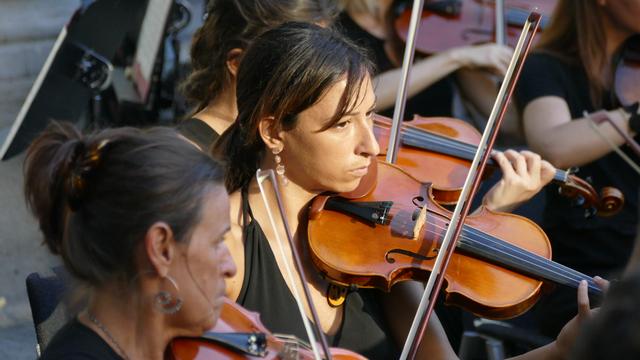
[584, 207, 597, 218]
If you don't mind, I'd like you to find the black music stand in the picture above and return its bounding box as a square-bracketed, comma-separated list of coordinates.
[0, 0, 162, 160]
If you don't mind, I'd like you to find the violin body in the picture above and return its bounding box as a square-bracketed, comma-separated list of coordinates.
[394, 0, 556, 54]
[169, 298, 366, 359]
[308, 161, 603, 319]
[374, 114, 486, 204]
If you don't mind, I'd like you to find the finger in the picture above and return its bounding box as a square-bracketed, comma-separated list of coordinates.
[594, 276, 610, 293]
[577, 280, 590, 318]
[503, 149, 528, 177]
[521, 150, 541, 182]
[540, 160, 556, 184]
[493, 151, 516, 178]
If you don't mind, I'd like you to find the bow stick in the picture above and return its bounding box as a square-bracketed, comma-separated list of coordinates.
[256, 169, 332, 360]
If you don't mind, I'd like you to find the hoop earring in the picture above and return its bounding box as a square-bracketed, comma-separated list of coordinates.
[272, 147, 289, 186]
[154, 275, 183, 314]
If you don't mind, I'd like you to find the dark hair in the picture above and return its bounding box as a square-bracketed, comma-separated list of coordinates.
[570, 270, 640, 359]
[24, 122, 225, 286]
[181, 0, 339, 113]
[213, 22, 373, 192]
[536, 0, 613, 107]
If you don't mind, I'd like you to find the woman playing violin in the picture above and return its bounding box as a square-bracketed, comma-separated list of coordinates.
[516, 0, 640, 338]
[216, 21, 597, 359]
[25, 123, 237, 359]
[181, 0, 555, 213]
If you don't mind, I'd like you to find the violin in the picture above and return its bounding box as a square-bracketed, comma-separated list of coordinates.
[169, 298, 366, 359]
[393, 0, 556, 54]
[307, 160, 604, 319]
[373, 114, 624, 216]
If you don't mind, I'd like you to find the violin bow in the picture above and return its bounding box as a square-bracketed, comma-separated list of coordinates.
[386, 0, 426, 163]
[398, 14, 543, 360]
[495, 0, 506, 46]
[256, 169, 332, 360]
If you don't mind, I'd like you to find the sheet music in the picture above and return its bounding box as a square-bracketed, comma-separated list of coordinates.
[132, 0, 173, 102]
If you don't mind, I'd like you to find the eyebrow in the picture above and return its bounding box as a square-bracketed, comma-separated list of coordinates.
[344, 99, 378, 117]
[215, 225, 231, 240]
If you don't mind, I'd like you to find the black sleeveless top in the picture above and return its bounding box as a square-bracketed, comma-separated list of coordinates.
[41, 318, 122, 360]
[236, 190, 399, 359]
[175, 118, 219, 152]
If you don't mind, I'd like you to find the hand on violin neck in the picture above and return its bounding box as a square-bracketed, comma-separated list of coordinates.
[480, 150, 555, 213]
[448, 43, 513, 76]
[553, 277, 608, 360]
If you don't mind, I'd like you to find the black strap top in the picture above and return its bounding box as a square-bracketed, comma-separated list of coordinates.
[175, 118, 220, 152]
[236, 190, 399, 359]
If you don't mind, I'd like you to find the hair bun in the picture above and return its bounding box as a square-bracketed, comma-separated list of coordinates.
[67, 139, 109, 211]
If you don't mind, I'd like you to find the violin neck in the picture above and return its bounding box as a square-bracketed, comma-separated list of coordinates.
[400, 125, 571, 185]
[456, 223, 603, 298]
[400, 125, 496, 165]
[552, 169, 569, 184]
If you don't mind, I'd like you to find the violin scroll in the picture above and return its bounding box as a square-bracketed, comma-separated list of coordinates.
[557, 174, 624, 218]
[598, 186, 625, 217]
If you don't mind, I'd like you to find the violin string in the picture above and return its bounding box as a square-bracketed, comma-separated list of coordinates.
[274, 333, 312, 350]
[376, 124, 596, 287]
[421, 213, 598, 289]
[376, 119, 476, 157]
[395, 126, 571, 184]
[418, 219, 599, 292]
[402, 126, 477, 156]
[390, 206, 600, 292]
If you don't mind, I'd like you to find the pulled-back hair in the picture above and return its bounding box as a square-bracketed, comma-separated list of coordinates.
[24, 122, 224, 286]
[213, 22, 372, 192]
[181, 0, 339, 113]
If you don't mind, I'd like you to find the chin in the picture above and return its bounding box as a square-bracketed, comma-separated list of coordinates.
[330, 179, 361, 193]
[199, 311, 218, 332]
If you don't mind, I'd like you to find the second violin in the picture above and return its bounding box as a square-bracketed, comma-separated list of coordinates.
[373, 113, 624, 216]
[170, 299, 366, 360]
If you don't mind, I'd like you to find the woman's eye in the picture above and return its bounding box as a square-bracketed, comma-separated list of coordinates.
[334, 120, 350, 129]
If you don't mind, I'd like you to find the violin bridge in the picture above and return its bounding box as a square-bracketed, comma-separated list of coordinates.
[412, 206, 428, 241]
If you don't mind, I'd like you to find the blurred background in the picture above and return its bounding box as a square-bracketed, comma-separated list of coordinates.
[0, 1, 204, 358]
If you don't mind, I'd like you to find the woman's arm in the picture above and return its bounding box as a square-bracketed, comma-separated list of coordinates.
[523, 96, 634, 168]
[381, 281, 458, 360]
[455, 68, 523, 143]
[374, 44, 513, 111]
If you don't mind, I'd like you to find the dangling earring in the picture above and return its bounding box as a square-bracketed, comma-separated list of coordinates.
[272, 147, 288, 186]
[154, 275, 183, 314]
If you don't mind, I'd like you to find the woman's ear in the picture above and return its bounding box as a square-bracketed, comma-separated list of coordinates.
[258, 116, 285, 152]
[144, 222, 176, 278]
[226, 48, 243, 77]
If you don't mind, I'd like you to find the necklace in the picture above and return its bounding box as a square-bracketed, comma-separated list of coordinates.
[87, 311, 131, 360]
